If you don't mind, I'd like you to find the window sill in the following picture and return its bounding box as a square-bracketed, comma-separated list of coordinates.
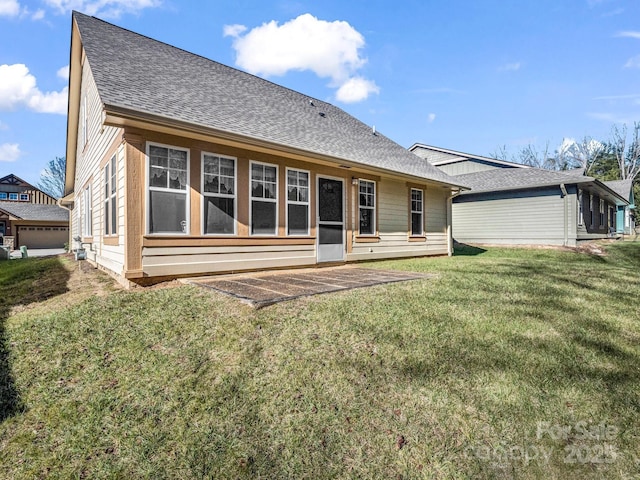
[408, 236, 426, 242]
[103, 236, 119, 246]
[355, 235, 380, 243]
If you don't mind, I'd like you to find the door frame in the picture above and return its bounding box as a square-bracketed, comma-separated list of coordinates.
[316, 175, 345, 263]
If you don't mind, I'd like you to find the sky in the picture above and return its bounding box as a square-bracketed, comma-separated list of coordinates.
[0, 0, 639, 187]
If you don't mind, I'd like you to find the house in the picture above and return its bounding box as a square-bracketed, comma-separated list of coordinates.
[409, 143, 529, 175]
[61, 12, 466, 285]
[409, 145, 629, 246]
[604, 179, 636, 235]
[0, 174, 69, 249]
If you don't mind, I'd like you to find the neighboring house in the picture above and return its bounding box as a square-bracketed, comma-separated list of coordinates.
[0, 202, 69, 249]
[0, 174, 68, 249]
[409, 143, 530, 175]
[409, 145, 629, 246]
[604, 179, 636, 235]
[62, 12, 466, 285]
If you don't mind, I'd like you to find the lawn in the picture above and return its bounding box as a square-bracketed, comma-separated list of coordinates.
[0, 244, 639, 479]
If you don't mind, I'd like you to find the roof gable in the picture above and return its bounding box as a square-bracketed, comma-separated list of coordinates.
[71, 12, 464, 188]
[409, 143, 529, 169]
[0, 174, 35, 188]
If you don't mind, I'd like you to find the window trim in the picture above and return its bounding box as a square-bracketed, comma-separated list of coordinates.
[410, 188, 424, 237]
[201, 151, 237, 236]
[286, 167, 311, 236]
[249, 160, 279, 237]
[146, 141, 190, 236]
[104, 155, 117, 237]
[358, 179, 376, 236]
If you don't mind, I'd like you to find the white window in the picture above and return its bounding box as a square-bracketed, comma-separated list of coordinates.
[286, 168, 310, 236]
[9, 193, 18, 201]
[599, 199, 605, 226]
[83, 184, 92, 237]
[250, 161, 278, 235]
[410, 188, 423, 236]
[147, 143, 189, 234]
[590, 194, 594, 227]
[358, 179, 376, 235]
[19, 193, 29, 201]
[104, 155, 117, 236]
[577, 190, 583, 226]
[0, 193, 6, 200]
[202, 153, 236, 235]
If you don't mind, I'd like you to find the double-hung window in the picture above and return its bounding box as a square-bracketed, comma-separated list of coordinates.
[358, 179, 375, 235]
[9, 193, 18, 201]
[410, 188, 423, 236]
[599, 199, 605, 227]
[202, 153, 236, 235]
[83, 184, 92, 237]
[104, 155, 117, 235]
[250, 162, 278, 235]
[148, 143, 189, 234]
[286, 168, 310, 235]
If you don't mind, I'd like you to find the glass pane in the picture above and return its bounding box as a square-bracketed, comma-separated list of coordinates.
[318, 178, 342, 222]
[203, 156, 218, 174]
[150, 167, 167, 188]
[288, 186, 297, 202]
[111, 196, 117, 234]
[205, 197, 234, 234]
[220, 176, 234, 195]
[220, 159, 234, 176]
[149, 145, 167, 158]
[264, 182, 276, 199]
[264, 166, 276, 183]
[360, 208, 374, 235]
[251, 164, 263, 181]
[251, 181, 263, 198]
[287, 170, 297, 185]
[169, 149, 187, 170]
[149, 191, 187, 234]
[288, 204, 308, 235]
[299, 187, 308, 203]
[204, 174, 219, 194]
[169, 170, 187, 190]
[319, 224, 342, 245]
[298, 173, 308, 187]
[251, 200, 276, 235]
[411, 212, 422, 236]
[104, 200, 109, 235]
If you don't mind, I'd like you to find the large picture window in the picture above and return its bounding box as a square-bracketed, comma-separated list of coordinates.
[410, 188, 423, 236]
[148, 143, 189, 234]
[104, 155, 117, 236]
[358, 179, 375, 235]
[287, 168, 310, 235]
[202, 153, 236, 235]
[250, 162, 278, 235]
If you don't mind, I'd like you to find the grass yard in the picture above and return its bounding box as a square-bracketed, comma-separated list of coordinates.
[0, 244, 639, 479]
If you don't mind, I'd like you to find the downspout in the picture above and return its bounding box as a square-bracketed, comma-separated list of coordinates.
[447, 188, 463, 256]
[560, 184, 568, 247]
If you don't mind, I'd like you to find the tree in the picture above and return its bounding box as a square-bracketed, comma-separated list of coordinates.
[610, 122, 640, 181]
[38, 156, 66, 199]
[556, 136, 605, 174]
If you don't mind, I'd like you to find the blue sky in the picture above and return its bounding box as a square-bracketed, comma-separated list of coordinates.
[1, 0, 639, 186]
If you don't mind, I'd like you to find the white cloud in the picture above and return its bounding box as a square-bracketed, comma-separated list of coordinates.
[43, 0, 160, 18]
[427, 113, 436, 123]
[615, 31, 640, 39]
[335, 77, 379, 103]
[624, 55, 640, 68]
[0, 143, 21, 162]
[499, 62, 522, 72]
[226, 13, 379, 102]
[0, 0, 20, 17]
[57, 65, 69, 80]
[0, 64, 68, 115]
[31, 8, 45, 20]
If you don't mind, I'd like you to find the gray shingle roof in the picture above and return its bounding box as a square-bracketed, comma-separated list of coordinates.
[0, 202, 69, 221]
[603, 179, 634, 201]
[73, 12, 463, 188]
[454, 167, 591, 194]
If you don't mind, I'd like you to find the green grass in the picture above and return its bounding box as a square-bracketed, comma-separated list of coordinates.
[1, 244, 639, 479]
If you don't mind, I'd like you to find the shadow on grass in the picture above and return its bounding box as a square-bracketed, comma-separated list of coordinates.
[453, 243, 487, 256]
[0, 256, 70, 422]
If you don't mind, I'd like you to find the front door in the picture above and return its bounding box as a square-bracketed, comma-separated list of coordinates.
[317, 177, 344, 262]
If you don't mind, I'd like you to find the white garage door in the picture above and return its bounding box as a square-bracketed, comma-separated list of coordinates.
[18, 226, 68, 249]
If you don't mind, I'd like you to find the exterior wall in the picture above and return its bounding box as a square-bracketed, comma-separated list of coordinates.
[117, 128, 452, 280]
[70, 57, 125, 277]
[452, 187, 574, 246]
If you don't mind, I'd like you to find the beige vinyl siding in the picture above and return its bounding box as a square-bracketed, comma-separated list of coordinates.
[142, 244, 316, 276]
[453, 189, 568, 245]
[72, 58, 125, 275]
[348, 179, 449, 261]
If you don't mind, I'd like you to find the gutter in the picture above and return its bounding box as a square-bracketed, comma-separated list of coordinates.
[447, 188, 464, 256]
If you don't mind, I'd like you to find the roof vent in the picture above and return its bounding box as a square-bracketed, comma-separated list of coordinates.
[309, 99, 315, 107]
[319, 112, 326, 117]
[372, 125, 377, 136]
